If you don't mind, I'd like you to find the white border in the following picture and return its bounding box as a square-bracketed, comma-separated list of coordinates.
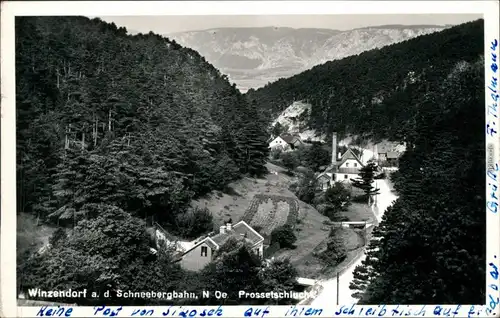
[1, 1, 499, 317]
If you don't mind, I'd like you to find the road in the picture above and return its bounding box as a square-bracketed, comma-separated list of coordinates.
[310, 178, 398, 306]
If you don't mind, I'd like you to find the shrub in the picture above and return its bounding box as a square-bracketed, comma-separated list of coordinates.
[352, 194, 369, 204]
[319, 228, 347, 266]
[281, 152, 300, 172]
[270, 148, 282, 160]
[293, 170, 318, 204]
[174, 207, 214, 239]
[321, 182, 351, 221]
[263, 243, 281, 258]
[271, 224, 297, 249]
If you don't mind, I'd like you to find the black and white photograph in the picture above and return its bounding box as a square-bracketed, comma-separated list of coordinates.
[1, 1, 495, 312]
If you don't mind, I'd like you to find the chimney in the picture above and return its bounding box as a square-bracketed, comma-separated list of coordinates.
[332, 132, 337, 165]
[220, 225, 226, 234]
[226, 223, 232, 231]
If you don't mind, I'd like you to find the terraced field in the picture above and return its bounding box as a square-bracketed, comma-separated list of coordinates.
[242, 194, 299, 235]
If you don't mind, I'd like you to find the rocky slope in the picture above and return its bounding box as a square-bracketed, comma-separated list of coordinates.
[166, 25, 448, 92]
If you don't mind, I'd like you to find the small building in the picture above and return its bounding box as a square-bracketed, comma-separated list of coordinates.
[269, 136, 289, 151]
[316, 132, 364, 190]
[178, 221, 264, 272]
[317, 172, 333, 191]
[268, 134, 303, 151]
[385, 152, 399, 165]
[376, 141, 402, 165]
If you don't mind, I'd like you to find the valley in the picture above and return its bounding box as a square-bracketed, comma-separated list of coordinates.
[13, 15, 487, 307]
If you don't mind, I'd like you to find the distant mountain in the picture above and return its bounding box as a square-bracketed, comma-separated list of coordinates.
[245, 19, 484, 144]
[166, 25, 449, 92]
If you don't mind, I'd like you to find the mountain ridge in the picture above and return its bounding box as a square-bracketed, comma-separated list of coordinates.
[166, 25, 450, 91]
[245, 19, 484, 143]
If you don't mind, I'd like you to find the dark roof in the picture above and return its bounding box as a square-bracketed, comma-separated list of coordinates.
[317, 173, 332, 181]
[211, 221, 264, 247]
[338, 148, 364, 168]
[280, 134, 301, 144]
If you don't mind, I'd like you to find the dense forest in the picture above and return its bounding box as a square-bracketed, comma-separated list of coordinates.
[16, 16, 278, 304]
[16, 16, 268, 232]
[245, 20, 484, 142]
[350, 56, 485, 304]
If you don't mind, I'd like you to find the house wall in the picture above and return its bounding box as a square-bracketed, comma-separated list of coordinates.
[317, 174, 333, 191]
[252, 243, 264, 258]
[339, 159, 361, 169]
[334, 173, 359, 183]
[269, 137, 288, 149]
[180, 242, 214, 272]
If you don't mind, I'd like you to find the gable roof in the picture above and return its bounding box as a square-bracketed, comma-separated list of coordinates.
[280, 134, 301, 144]
[182, 221, 264, 257]
[210, 220, 264, 247]
[181, 236, 218, 256]
[270, 136, 286, 143]
[338, 148, 364, 168]
[317, 172, 333, 180]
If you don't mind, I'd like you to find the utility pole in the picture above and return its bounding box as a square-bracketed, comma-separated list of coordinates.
[336, 272, 340, 305]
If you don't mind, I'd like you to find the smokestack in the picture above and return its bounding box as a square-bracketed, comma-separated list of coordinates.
[332, 132, 337, 165]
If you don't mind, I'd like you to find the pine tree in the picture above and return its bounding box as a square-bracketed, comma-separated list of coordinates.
[351, 162, 380, 203]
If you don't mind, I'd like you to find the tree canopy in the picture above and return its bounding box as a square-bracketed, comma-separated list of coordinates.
[350, 57, 485, 304]
[16, 16, 269, 234]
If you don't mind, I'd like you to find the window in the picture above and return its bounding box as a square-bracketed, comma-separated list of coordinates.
[344, 174, 348, 179]
[201, 246, 208, 257]
[346, 163, 349, 167]
[354, 163, 357, 167]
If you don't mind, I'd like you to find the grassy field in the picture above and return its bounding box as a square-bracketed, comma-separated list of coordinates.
[192, 162, 365, 278]
[294, 226, 365, 279]
[192, 162, 297, 229]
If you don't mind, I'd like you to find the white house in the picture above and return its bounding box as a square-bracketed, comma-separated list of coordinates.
[269, 136, 290, 151]
[177, 221, 264, 272]
[317, 132, 364, 190]
[269, 134, 303, 152]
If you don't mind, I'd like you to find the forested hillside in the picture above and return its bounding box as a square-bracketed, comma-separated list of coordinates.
[16, 16, 282, 305]
[16, 16, 268, 232]
[245, 20, 484, 142]
[249, 19, 486, 304]
[350, 57, 485, 304]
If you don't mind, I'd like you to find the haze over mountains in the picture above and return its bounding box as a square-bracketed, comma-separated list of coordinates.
[166, 25, 450, 92]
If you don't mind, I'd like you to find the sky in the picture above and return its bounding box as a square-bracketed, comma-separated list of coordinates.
[97, 14, 482, 34]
